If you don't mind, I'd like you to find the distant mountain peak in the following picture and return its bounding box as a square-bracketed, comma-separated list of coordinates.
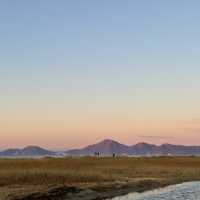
[0, 146, 55, 157]
[134, 142, 153, 147]
[66, 139, 130, 155]
[98, 139, 121, 145]
[23, 145, 43, 150]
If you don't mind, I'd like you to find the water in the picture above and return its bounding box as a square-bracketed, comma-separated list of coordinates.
[110, 182, 200, 200]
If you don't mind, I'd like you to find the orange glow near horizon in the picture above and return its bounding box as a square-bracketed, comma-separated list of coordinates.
[1, 115, 200, 149]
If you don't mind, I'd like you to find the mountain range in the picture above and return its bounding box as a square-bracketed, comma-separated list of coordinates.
[1, 139, 200, 157]
[65, 139, 200, 156]
[0, 146, 56, 157]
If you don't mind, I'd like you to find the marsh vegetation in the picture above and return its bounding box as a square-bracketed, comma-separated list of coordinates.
[1, 156, 200, 199]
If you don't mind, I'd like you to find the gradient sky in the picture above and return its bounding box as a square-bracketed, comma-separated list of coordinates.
[1, 1, 200, 148]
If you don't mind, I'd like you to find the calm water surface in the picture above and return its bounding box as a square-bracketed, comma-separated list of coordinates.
[110, 182, 200, 200]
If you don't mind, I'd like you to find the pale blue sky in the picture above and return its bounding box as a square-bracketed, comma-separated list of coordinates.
[1, 1, 200, 147]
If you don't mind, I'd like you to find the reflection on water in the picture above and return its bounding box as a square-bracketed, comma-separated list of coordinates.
[110, 182, 200, 200]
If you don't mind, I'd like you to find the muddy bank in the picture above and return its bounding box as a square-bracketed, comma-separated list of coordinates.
[8, 180, 173, 200]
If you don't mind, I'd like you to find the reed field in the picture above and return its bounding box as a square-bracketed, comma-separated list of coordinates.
[1, 156, 200, 199]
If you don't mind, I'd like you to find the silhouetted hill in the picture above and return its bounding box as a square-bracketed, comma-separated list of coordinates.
[67, 139, 131, 155]
[0, 146, 55, 157]
[66, 139, 200, 156]
[130, 142, 159, 155]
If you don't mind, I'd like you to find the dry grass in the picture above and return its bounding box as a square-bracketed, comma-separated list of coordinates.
[0, 156, 200, 186]
[1, 156, 200, 199]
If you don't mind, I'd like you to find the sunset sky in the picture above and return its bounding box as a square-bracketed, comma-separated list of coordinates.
[1, 1, 200, 148]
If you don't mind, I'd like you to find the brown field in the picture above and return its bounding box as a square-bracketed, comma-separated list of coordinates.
[1, 156, 200, 199]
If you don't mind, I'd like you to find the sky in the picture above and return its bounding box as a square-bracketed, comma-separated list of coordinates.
[1, 1, 200, 148]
